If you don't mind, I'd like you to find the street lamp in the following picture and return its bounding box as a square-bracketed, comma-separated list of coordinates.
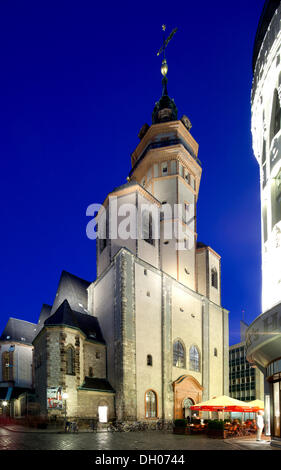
[62, 393, 68, 431]
[2, 401, 8, 419]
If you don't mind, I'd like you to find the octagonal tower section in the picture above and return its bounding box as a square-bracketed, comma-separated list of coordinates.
[129, 117, 202, 291]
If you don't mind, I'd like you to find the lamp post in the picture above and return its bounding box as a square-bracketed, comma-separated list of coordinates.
[62, 393, 68, 431]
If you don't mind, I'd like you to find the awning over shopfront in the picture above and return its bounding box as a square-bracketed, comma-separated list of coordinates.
[5, 387, 13, 401]
[190, 395, 257, 412]
[0, 386, 34, 401]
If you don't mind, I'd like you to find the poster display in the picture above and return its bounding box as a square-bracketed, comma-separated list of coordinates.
[47, 387, 63, 409]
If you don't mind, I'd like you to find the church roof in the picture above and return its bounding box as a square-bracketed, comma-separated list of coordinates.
[109, 180, 161, 204]
[50, 270, 91, 316]
[78, 377, 115, 393]
[0, 317, 37, 345]
[44, 299, 105, 344]
[110, 180, 140, 194]
[37, 304, 52, 329]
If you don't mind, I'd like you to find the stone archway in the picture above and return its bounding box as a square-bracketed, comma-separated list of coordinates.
[173, 375, 203, 420]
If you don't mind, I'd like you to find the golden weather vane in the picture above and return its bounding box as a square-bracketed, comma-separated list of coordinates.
[157, 25, 178, 59]
[156, 25, 178, 80]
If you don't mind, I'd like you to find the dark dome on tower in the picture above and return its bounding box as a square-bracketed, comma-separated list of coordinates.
[152, 76, 178, 124]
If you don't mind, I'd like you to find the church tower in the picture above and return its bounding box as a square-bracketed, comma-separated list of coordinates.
[129, 60, 202, 291]
[88, 27, 229, 425]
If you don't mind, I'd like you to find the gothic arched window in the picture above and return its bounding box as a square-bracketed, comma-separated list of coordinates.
[211, 268, 218, 289]
[173, 340, 185, 368]
[270, 89, 281, 143]
[189, 345, 200, 372]
[66, 346, 75, 375]
[145, 390, 157, 418]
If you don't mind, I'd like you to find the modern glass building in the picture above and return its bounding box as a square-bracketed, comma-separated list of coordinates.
[246, 0, 281, 447]
[230, 322, 264, 404]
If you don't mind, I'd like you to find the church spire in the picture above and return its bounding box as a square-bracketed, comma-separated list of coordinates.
[152, 25, 178, 124]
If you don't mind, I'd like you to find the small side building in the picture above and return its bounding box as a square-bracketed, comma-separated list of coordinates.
[33, 299, 115, 426]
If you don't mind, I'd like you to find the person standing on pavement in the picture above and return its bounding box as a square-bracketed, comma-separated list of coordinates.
[256, 410, 264, 441]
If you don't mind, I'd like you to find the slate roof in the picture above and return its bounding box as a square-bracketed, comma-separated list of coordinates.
[44, 299, 105, 344]
[51, 271, 91, 316]
[37, 304, 52, 329]
[0, 318, 38, 345]
[79, 377, 115, 393]
[196, 242, 208, 249]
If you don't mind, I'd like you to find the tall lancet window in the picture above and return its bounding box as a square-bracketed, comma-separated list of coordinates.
[270, 89, 281, 143]
[173, 340, 185, 368]
[189, 345, 200, 372]
[145, 390, 157, 418]
[66, 346, 75, 375]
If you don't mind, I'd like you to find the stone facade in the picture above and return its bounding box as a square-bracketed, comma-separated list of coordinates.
[33, 323, 114, 423]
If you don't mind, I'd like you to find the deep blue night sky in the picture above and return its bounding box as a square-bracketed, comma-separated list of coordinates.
[0, 0, 265, 345]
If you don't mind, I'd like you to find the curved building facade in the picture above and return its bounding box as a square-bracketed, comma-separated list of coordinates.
[246, 0, 281, 446]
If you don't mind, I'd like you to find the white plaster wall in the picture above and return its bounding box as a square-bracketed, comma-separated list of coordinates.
[208, 304, 224, 398]
[208, 251, 221, 306]
[91, 267, 116, 389]
[196, 250, 207, 297]
[135, 262, 162, 419]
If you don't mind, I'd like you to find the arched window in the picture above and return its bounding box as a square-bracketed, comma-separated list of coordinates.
[270, 89, 281, 143]
[147, 355, 153, 366]
[189, 345, 200, 372]
[173, 340, 185, 368]
[145, 390, 157, 418]
[214, 348, 218, 357]
[211, 268, 218, 289]
[66, 346, 75, 375]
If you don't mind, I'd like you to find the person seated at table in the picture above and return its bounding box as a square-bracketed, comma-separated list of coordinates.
[249, 419, 257, 431]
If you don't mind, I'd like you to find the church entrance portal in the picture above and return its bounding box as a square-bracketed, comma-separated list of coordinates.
[173, 375, 203, 420]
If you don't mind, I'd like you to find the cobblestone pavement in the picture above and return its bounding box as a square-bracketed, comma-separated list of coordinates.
[0, 428, 277, 451]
